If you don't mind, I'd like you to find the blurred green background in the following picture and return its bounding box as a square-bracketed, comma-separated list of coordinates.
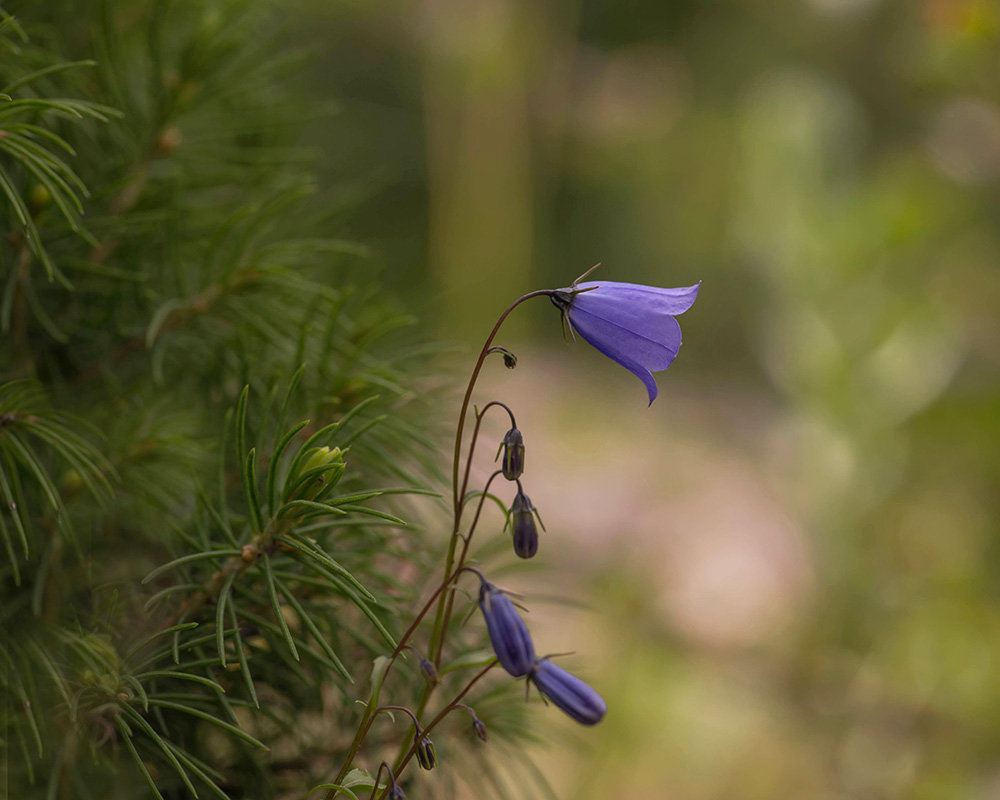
[238, 0, 997, 795]
[279, 0, 1000, 796]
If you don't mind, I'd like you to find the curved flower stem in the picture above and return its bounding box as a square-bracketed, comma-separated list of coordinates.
[376, 705, 422, 732]
[377, 661, 497, 797]
[429, 289, 553, 665]
[450, 469, 503, 595]
[366, 763, 395, 800]
[328, 566, 468, 795]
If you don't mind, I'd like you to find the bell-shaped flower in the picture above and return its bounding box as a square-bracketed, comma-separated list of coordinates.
[551, 276, 700, 405]
[478, 580, 535, 677]
[529, 658, 607, 726]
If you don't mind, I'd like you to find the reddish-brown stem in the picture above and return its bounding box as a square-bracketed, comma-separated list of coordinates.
[385, 661, 498, 792]
[429, 289, 553, 665]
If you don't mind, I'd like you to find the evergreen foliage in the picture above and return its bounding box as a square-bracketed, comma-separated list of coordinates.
[0, 3, 527, 798]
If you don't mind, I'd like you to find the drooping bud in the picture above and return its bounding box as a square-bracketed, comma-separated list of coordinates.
[418, 656, 439, 686]
[414, 732, 437, 770]
[406, 645, 439, 686]
[529, 659, 607, 726]
[478, 580, 535, 677]
[508, 489, 539, 559]
[496, 428, 525, 481]
[378, 761, 406, 799]
[456, 703, 489, 742]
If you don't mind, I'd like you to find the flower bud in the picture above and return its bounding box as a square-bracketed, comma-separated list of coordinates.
[472, 717, 488, 742]
[509, 490, 538, 559]
[414, 732, 437, 770]
[419, 656, 438, 686]
[529, 659, 606, 726]
[478, 581, 535, 677]
[389, 786, 406, 800]
[498, 428, 525, 481]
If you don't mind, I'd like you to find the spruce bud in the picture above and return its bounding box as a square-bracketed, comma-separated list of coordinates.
[509, 489, 539, 559]
[478, 580, 535, 677]
[414, 732, 437, 770]
[529, 659, 607, 726]
[292, 446, 346, 500]
[497, 428, 525, 481]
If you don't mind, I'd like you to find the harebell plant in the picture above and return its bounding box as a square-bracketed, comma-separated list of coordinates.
[324, 265, 699, 798]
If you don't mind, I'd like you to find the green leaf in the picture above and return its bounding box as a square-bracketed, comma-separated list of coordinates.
[306, 785, 360, 800]
[115, 718, 166, 800]
[141, 550, 240, 584]
[274, 578, 351, 681]
[260, 552, 298, 661]
[2, 59, 96, 94]
[136, 671, 226, 693]
[267, 419, 309, 511]
[343, 767, 375, 790]
[145, 699, 268, 750]
[228, 598, 259, 709]
[215, 568, 238, 666]
[120, 705, 198, 797]
[440, 650, 497, 675]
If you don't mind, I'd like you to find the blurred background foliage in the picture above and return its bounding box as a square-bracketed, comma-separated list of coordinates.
[4, 0, 1000, 798]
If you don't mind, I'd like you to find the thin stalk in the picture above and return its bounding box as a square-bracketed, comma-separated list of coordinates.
[328, 565, 468, 793]
[429, 289, 552, 664]
[388, 662, 497, 784]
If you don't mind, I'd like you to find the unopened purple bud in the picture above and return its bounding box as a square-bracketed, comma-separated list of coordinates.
[499, 428, 525, 481]
[530, 659, 607, 726]
[509, 490, 538, 559]
[478, 581, 535, 677]
[419, 657, 439, 686]
[472, 717, 488, 742]
[389, 787, 406, 800]
[414, 733, 436, 770]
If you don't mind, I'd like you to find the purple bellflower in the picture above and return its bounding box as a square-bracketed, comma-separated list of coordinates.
[478, 580, 536, 677]
[529, 658, 607, 726]
[551, 268, 700, 405]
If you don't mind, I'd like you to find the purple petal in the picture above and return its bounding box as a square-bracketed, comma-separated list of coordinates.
[574, 281, 700, 317]
[570, 317, 662, 404]
[530, 659, 607, 726]
[568, 304, 683, 405]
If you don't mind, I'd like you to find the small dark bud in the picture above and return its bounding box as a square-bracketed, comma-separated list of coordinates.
[478, 580, 535, 677]
[414, 733, 437, 770]
[509, 490, 539, 559]
[389, 787, 406, 800]
[497, 428, 525, 481]
[529, 659, 607, 726]
[419, 657, 439, 686]
[472, 717, 488, 742]
[487, 345, 518, 368]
